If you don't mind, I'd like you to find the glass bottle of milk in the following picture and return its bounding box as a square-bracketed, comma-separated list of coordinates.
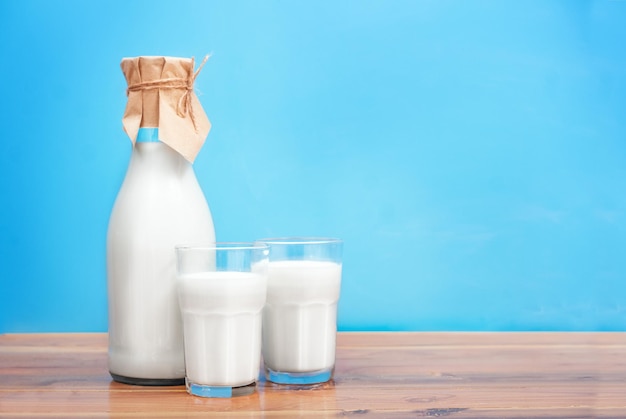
[107, 56, 215, 385]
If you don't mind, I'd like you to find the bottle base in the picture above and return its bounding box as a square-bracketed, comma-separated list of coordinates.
[110, 372, 185, 386]
[265, 366, 333, 385]
[186, 379, 256, 398]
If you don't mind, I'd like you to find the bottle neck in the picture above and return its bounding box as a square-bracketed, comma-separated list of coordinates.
[130, 128, 192, 175]
[136, 127, 160, 143]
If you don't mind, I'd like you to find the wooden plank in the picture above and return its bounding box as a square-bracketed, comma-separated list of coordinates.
[1, 333, 625, 417]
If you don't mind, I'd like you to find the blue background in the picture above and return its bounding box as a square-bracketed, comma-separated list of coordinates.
[1, 0, 625, 332]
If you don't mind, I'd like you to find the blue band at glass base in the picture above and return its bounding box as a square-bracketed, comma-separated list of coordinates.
[186, 379, 256, 398]
[265, 367, 333, 385]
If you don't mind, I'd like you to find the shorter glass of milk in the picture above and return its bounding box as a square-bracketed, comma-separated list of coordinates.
[255, 237, 343, 385]
[175, 243, 269, 397]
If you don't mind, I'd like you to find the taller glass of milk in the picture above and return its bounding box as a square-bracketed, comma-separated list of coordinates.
[107, 56, 215, 385]
[256, 237, 343, 385]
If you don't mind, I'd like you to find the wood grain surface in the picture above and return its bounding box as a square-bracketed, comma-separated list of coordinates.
[0, 332, 625, 418]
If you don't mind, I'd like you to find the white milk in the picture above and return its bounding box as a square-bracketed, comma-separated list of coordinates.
[263, 260, 342, 373]
[107, 141, 215, 381]
[178, 271, 267, 387]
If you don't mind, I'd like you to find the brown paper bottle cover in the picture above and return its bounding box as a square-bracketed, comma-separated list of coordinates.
[120, 56, 211, 163]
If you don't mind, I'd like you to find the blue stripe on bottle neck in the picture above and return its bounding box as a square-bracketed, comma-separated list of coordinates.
[136, 128, 159, 143]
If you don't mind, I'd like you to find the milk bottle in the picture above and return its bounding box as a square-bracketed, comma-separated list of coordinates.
[107, 56, 214, 385]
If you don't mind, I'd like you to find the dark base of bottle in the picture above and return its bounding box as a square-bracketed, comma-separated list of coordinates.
[110, 372, 185, 386]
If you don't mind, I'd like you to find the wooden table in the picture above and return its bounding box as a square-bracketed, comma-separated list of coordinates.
[1, 333, 625, 418]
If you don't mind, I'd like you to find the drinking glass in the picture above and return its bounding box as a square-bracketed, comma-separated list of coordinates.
[175, 243, 268, 397]
[256, 237, 343, 385]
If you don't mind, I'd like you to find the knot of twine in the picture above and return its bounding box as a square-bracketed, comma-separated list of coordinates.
[126, 55, 209, 132]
